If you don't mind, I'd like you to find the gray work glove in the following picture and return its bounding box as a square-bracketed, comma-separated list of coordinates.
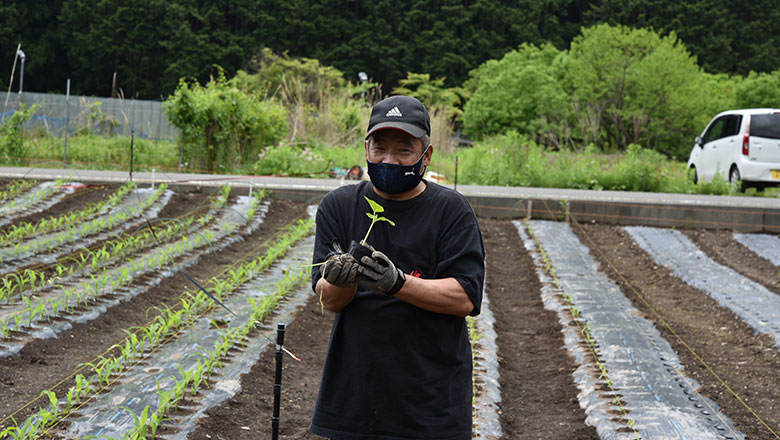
[356, 250, 406, 295]
[321, 252, 359, 288]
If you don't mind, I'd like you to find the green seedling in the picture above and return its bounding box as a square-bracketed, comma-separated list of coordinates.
[361, 196, 395, 246]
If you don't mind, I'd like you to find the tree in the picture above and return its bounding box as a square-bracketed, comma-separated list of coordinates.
[583, 0, 780, 75]
[566, 24, 704, 157]
[0, 1, 69, 94]
[59, 0, 263, 98]
[735, 70, 780, 109]
[461, 43, 572, 147]
[163, 72, 287, 172]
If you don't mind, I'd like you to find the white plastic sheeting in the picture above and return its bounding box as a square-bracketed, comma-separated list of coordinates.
[627, 226, 780, 351]
[520, 220, 743, 440]
[733, 232, 780, 266]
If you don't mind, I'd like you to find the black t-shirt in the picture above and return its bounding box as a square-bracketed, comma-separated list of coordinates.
[310, 181, 485, 440]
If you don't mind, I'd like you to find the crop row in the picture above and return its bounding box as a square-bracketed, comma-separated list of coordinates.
[525, 221, 638, 435]
[0, 183, 168, 264]
[0, 178, 71, 220]
[0, 180, 38, 204]
[0, 218, 314, 439]
[0, 182, 135, 247]
[0, 185, 174, 306]
[0, 186, 230, 306]
[0, 186, 247, 342]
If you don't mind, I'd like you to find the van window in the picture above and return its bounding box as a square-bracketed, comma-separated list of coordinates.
[702, 119, 725, 143]
[722, 115, 741, 137]
[751, 114, 780, 140]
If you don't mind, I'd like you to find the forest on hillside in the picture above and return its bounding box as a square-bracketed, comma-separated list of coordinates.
[2, 0, 780, 99]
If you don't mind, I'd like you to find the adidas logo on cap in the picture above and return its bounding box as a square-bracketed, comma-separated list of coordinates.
[385, 106, 403, 117]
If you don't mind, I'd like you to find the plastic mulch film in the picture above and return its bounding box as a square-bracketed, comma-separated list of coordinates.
[733, 232, 780, 266]
[518, 220, 744, 440]
[0, 188, 172, 272]
[0, 196, 269, 358]
[62, 236, 315, 439]
[0, 180, 75, 228]
[472, 288, 502, 439]
[626, 226, 780, 351]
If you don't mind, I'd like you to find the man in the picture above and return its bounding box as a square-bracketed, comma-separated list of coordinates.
[310, 95, 485, 439]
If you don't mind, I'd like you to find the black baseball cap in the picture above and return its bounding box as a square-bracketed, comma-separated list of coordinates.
[366, 95, 431, 139]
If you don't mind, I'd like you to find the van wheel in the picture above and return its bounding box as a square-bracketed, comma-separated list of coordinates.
[687, 166, 698, 184]
[729, 166, 744, 192]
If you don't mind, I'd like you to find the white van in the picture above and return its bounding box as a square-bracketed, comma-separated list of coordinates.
[687, 108, 780, 190]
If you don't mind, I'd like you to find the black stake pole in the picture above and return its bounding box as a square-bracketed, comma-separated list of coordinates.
[129, 129, 134, 182]
[272, 322, 286, 440]
[454, 155, 459, 192]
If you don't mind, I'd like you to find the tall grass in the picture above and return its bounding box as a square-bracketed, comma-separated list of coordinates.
[20, 131, 179, 172]
[455, 131, 778, 196]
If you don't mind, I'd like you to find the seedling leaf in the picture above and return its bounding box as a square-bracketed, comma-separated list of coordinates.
[377, 216, 395, 226]
[365, 197, 384, 214]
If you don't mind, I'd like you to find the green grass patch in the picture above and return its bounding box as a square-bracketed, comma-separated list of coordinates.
[19, 132, 180, 172]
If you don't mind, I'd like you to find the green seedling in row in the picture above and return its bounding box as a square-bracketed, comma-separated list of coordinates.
[122, 405, 150, 440]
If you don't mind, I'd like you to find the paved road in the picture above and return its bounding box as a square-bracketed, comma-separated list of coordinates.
[1, 166, 779, 231]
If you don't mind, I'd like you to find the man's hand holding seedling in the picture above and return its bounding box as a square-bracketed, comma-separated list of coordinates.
[322, 252, 360, 288]
[357, 250, 406, 295]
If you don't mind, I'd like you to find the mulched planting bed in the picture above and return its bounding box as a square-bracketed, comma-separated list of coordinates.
[0, 183, 116, 236]
[573, 221, 780, 439]
[0, 192, 309, 432]
[684, 229, 780, 295]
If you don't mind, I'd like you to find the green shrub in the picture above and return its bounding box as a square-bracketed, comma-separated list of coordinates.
[22, 132, 178, 171]
[163, 70, 287, 172]
[736, 69, 780, 109]
[0, 104, 38, 165]
[251, 142, 364, 177]
[458, 135, 683, 193]
[461, 44, 571, 147]
[231, 50, 376, 150]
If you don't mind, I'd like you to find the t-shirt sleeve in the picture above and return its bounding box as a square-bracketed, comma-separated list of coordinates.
[311, 193, 344, 292]
[434, 201, 485, 316]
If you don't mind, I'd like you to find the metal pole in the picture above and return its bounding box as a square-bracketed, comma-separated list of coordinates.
[129, 129, 134, 182]
[64, 79, 70, 162]
[17, 55, 24, 94]
[272, 322, 286, 440]
[454, 155, 459, 192]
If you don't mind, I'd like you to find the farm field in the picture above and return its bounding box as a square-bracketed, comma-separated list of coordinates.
[0, 178, 779, 439]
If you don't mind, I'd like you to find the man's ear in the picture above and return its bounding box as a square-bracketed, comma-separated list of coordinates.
[423, 144, 434, 167]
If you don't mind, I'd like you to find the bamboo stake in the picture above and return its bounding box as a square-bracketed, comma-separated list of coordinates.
[1, 43, 22, 126]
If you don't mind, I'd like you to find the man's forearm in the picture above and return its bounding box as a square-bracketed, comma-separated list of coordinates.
[394, 276, 474, 317]
[316, 277, 357, 312]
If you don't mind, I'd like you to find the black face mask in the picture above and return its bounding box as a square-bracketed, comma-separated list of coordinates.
[367, 146, 430, 195]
